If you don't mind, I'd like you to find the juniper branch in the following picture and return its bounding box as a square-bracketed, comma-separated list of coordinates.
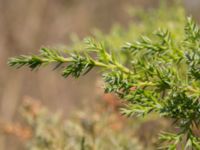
[8, 17, 200, 149]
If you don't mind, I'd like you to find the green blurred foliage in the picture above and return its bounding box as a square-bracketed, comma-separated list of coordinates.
[18, 98, 144, 150]
[70, 0, 185, 61]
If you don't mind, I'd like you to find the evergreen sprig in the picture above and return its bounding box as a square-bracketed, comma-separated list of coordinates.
[8, 17, 200, 149]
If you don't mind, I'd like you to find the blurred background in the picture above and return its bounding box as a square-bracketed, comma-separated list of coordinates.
[0, 0, 200, 149]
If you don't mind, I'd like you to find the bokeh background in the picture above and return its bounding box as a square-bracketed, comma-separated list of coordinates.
[0, 0, 200, 149]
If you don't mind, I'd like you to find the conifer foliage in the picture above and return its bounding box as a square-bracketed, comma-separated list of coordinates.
[8, 17, 200, 149]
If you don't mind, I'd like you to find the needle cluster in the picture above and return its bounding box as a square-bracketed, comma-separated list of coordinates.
[8, 17, 200, 149]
